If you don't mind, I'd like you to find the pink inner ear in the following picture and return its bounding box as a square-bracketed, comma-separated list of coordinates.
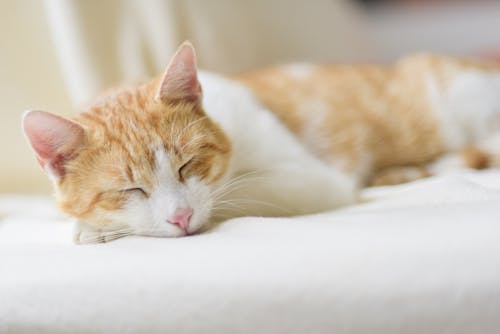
[156, 42, 202, 104]
[23, 110, 85, 178]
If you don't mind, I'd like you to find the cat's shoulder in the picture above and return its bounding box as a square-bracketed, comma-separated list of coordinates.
[198, 70, 264, 114]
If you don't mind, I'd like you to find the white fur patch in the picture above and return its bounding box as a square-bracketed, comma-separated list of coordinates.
[428, 71, 500, 150]
[282, 63, 316, 80]
[147, 149, 211, 235]
[299, 99, 330, 155]
[428, 153, 468, 175]
[199, 71, 358, 216]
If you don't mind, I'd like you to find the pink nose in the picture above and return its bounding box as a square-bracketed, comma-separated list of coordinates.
[168, 208, 193, 231]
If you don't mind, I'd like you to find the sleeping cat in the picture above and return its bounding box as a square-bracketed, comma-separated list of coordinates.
[23, 42, 500, 243]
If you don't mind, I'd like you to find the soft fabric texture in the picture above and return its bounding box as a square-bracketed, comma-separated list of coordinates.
[1, 171, 500, 333]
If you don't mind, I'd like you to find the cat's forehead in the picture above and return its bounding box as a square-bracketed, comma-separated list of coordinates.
[69, 82, 222, 184]
[79, 84, 203, 142]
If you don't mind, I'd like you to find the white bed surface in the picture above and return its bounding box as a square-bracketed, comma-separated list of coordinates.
[1, 171, 500, 334]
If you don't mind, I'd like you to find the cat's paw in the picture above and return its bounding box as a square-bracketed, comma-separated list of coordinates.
[73, 221, 125, 244]
[73, 222, 102, 244]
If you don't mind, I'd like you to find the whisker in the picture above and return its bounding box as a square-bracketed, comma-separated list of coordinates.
[79, 229, 133, 243]
[211, 176, 273, 202]
[210, 170, 271, 198]
[211, 196, 294, 217]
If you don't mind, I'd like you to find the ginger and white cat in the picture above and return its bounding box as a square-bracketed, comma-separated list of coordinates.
[23, 42, 500, 243]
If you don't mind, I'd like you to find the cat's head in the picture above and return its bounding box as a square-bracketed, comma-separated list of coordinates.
[23, 42, 232, 242]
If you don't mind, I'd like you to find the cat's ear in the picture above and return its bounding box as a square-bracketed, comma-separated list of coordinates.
[155, 41, 202, 105]
[23, 110, 85, 179]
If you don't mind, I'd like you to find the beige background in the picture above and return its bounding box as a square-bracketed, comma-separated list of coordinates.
[0, 1, 72, 193]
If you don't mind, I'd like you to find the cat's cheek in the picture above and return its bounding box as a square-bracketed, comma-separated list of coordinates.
[117, 196, 154, 230]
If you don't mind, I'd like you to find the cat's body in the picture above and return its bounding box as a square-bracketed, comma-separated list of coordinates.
[235, 54, 500, 184]
[23, 43, 500, 243]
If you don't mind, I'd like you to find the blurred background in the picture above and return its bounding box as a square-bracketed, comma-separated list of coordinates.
[1, 0, 500, 194]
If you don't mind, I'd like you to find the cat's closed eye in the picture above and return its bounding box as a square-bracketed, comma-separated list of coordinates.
[124, 187, 148, 197]
[178, 158, 194, 182]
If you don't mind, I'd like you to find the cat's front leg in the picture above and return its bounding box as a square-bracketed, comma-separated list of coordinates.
[73, 221, 102, 244]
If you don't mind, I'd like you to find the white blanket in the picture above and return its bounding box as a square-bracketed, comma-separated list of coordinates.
[1, 171, 500, 334]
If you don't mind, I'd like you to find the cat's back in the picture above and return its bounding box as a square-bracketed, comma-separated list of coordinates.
[233, 54, 492, 176]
